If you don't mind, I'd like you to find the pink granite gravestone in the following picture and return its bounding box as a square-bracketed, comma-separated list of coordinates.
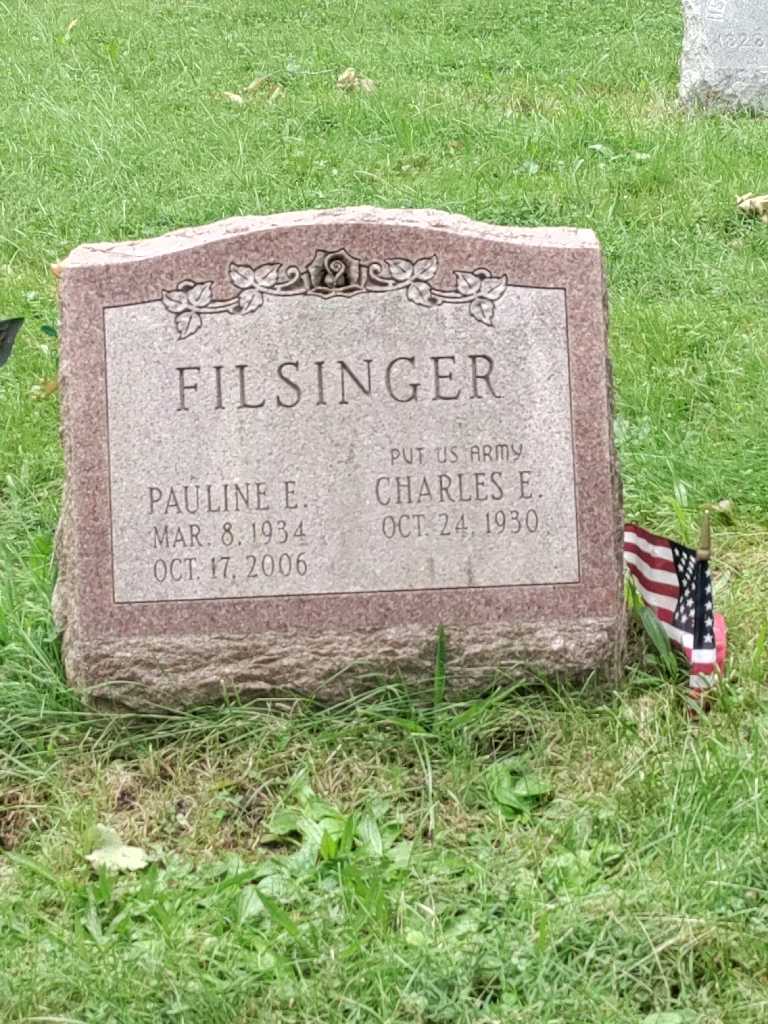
[53, 207, 624, 709]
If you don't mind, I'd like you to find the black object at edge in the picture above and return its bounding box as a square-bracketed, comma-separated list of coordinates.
[0, 318, 24, 368]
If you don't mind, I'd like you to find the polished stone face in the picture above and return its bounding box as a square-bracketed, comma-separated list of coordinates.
[104, 281, 577, 604]
[54, 208, 625, 708]
[681, 0, 768, 111]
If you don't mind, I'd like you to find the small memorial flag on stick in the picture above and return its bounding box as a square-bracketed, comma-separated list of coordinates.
[624, 514, 727, 700]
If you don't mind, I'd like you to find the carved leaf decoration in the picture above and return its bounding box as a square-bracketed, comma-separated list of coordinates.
[469, 297, 495, 327]
[253, 263, 281, 288]
[188, 282, 213, 309]
[162, 290, 190, 314]
[413, 255, 438, 281]
[162, 252, 506, 335]
[480, 275, 507, 301]
[407, 281, 435, 307]
[455, 272, 482, 297]
[230, 263, 256, 289]
[387, 259, 414, 283]
[176, 311, 203, 338]
[239, 288, 264, 314]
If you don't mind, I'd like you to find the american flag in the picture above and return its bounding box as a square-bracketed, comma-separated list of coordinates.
[624, 523, 726, 697]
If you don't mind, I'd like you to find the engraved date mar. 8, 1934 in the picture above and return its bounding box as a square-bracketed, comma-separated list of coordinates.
[149, 514, 310, 587]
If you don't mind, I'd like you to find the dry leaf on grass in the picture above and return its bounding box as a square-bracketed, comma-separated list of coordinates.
[246, 76, 271, 92]
[336, 67, 376, 93]
[225, 79, 285, 104]
[712, 498, 734, 515]
[708, 498, 735, 524]
[737, 192, 768, 224]
[85, 824, 149, 873]
[30, 376, 59, 400]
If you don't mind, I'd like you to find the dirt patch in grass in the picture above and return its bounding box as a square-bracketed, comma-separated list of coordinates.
[0, 788, 48, 850]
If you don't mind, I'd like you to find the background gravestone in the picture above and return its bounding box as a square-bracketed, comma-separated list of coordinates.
[53, 207, 625, 709]
[681, 0, 768, 111]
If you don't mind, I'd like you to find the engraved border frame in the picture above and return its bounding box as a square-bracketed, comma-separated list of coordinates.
[100, 281, 579, 604]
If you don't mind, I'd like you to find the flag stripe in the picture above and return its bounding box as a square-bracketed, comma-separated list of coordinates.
[659, 615, 718, 658]
[630, 579, 679, 613]
[623, 524, 668, 546]
[623, 525, 678, 560]
[658, 625, 715, 663]
[626, 544, 679, 577]
[623, 552, 679, 593]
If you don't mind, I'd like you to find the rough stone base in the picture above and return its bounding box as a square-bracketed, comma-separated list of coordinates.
[58, 617, 626, 712]
[681, 69, 768, 113]
[53, 431, 626, 713]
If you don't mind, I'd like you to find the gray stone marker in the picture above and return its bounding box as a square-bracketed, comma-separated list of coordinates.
[681, 0, 768, 111]
[53, 208, 625, 709]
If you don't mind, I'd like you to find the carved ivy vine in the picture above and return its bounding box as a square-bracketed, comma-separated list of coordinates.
[161, 248, 507, 339]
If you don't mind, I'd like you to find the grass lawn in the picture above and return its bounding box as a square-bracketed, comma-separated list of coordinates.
[2, 0, 768, 1020]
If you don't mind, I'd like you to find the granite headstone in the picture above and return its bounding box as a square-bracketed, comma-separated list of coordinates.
[681, 0, 768, 111]
[53, 208, 625, 708]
